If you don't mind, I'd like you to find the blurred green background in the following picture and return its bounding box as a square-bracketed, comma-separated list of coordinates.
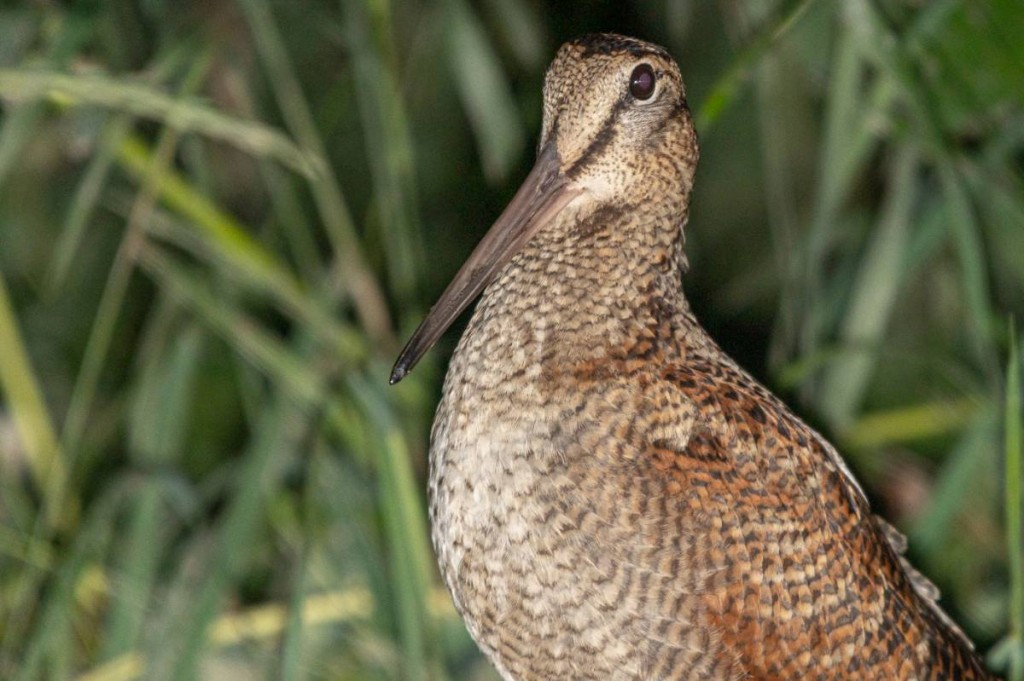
[0, 0, 1022, 679]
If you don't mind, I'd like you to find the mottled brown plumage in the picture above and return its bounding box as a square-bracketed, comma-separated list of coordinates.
[392, 34, 997, 680]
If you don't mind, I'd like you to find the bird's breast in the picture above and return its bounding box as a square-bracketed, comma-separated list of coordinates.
[424, 317, 734, 679]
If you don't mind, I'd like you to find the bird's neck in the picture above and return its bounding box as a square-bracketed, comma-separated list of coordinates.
[458, 201, 709, 379]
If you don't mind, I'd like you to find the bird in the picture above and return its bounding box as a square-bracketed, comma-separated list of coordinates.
[390, 33, 997, 680]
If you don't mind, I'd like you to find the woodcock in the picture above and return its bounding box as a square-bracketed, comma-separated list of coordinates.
[391, 34, 997, 680]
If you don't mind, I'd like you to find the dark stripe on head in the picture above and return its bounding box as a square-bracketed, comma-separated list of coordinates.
[572, 33, 671, 61]
[565, 97, 628, 179]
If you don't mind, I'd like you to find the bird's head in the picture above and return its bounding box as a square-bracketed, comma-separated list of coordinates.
[540, 34, 697, 206]
[391, 34, 697, 384]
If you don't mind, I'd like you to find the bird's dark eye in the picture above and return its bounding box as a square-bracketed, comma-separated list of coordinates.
[629, 63, 656, 100]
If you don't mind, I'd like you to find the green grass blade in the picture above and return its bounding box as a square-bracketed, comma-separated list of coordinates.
[817, 147, 918, 427]
[911, 408, 997, 555]
[850, 0, 997, 366]
[115, 135, 280, 274]
[115, 136, 368, 366]
[1005, 321, 1023, 680]
[259, 162, 322, 286]
[136, 244, 327, 408]
[794, 32, 895, 369]
[131, 197, 367, 365]
[98, 482, 164, 663]
[96, 325, 205, 662]
[59, 127, 182, 458]
[237, 0, 393, 344]
[60, 52, 212, 469]
[843, 397, 981, 450]
[277, 550, 308, 681]
[0, 271, 68, 529]
[443, 0, 526, 183]
[45, 114, 133, 294]
[13, 488, 124, 681]
[0, 11, 92, 189]
[0, 68, 324, 179]
[0, 104, 44, 190]
[345, 0, 424, 303]
[480, 0, 548, 71]
[696, 0, 820, 131]
[347, 373, 435, 680]
[168, 397, 312, 681]
[44, 43, 198, 295]
[128, 322, 204, 466]
[939, 160, 996, 366]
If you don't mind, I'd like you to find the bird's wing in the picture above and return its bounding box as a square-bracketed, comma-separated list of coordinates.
[639, 353, 991, 679]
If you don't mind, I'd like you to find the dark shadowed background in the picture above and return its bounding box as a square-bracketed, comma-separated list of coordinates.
[0, 0, 1022, 679]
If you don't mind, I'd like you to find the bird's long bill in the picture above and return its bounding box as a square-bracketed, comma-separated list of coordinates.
[390, 143, 580, 384]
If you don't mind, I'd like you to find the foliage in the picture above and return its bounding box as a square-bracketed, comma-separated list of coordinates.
[0, 0, 1021, 679]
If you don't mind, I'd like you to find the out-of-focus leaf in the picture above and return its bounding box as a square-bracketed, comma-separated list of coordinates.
[0, 68, 324, 178]
[911, 409, 997, 554]
[344, 0, 424, 303]
[844, 398, 981, 450]
[443, 0, 526, 183]
[996, 322, 1023, 680]
[696, 0, 819, 130]
[817, 147, 917, 427]
[137, 244, 328, 408]
[481, 0, 548, 70]
[0, 272, 67, 528]
[237, 0, 393, 344]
